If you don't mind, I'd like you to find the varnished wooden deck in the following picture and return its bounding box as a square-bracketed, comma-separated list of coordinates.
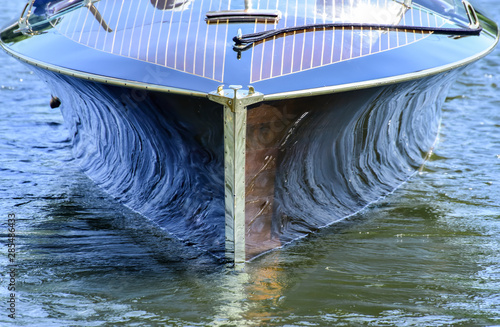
[52, 0, 446, 84]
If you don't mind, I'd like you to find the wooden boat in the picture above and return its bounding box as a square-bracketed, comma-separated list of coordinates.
[1, 0, 498, 263]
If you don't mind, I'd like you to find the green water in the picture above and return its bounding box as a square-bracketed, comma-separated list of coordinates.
[1, 0, 499, 326]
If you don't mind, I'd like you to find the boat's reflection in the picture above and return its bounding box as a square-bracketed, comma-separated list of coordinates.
[213, 252, 289, 326]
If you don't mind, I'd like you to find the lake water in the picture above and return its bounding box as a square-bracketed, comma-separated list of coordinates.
[1, 1, 499, 326]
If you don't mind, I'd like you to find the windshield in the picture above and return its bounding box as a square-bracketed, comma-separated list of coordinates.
[316, 0, 411, 25]
[413, 0, 468, 23]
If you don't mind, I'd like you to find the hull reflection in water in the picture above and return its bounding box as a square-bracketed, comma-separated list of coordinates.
[36, 67, 456, 260]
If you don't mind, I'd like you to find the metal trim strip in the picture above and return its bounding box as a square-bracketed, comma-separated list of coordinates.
[0, 43, 209, 98]
[262, 32, 499, 101]
[1, 27, 497, 102]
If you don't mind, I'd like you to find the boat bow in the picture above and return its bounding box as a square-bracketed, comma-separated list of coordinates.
[1, 0, 498, 263]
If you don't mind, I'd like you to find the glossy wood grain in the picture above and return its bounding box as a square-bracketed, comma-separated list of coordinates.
[51, 0, 445, 84]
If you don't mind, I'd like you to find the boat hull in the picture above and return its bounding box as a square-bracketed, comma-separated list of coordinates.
[31, 64, 463, 260]
[1, 0, 498, 262]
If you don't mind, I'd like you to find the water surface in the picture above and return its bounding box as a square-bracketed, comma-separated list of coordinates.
[1, 0, 500, 326]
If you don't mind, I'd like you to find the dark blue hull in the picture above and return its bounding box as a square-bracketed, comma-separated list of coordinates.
[32, 64, 462, 259]
[1, 0, 498, 261]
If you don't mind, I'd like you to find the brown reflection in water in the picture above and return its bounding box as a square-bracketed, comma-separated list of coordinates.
[243, 252, 290, 323]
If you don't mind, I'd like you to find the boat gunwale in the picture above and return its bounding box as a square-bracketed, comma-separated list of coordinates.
[263, 30, 499, 101]
[0, 42, 209, 99]
[1, 28, 498, 101]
